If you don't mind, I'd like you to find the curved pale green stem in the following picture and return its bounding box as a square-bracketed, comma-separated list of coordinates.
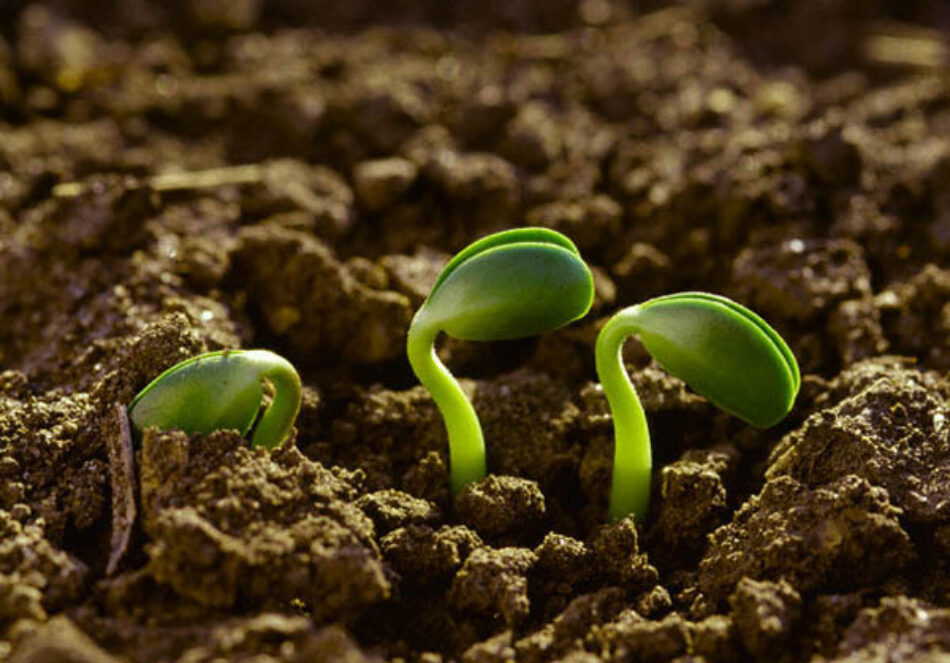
[407, 320, 486, 493]
[407, 227, 595, 494]
[596, 308, 652, 523]
[246, 351, 303, 450]
[596, 293, 799, 523]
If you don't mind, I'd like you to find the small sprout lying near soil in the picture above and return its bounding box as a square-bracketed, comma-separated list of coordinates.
[128, 349, 302, 450]
[596, 292, 800, 523]
[407, 227, 595, 494]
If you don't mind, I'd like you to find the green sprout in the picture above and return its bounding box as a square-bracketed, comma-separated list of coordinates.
[128, 349, 302, 450]
[596, 292, 800, 523]
[408, 228, 595, 494]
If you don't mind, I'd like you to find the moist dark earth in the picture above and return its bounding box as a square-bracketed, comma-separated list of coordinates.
[1, 1, 950, 661]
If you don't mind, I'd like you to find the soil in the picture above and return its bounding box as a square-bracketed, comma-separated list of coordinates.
[1, 1, 950, 661]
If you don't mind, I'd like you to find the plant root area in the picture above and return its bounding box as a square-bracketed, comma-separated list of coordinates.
[2, 1, 950, 661]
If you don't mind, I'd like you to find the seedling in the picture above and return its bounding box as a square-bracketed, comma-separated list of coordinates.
[128, 349, 302, 450]
[596, 292, 799, 523]
[408, 228, 595, 493]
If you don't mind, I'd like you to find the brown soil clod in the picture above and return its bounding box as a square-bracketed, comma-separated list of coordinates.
[697, 474, 914, 608]
[138, 429, 390, 620]
[647, 447, 737, 564]
[7, 615, 123, 663]
[455, 475, 547, 545]
[767, 358, 950, 524]
[829, 596, 950, 662]
[232, 224, 412, 365]
[589, 518, 659, 595]
[0, 509, 88, 633]
[381, 523, 482, 592]
[4, 1, 950, 660]
[356, 489, 442, 535]
[448, 546, 538, 627]
[728, 577, 802, 661]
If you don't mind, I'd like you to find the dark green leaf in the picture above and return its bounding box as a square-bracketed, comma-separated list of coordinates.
[629, 293, 799, 427]
[421, 241, 594, 341]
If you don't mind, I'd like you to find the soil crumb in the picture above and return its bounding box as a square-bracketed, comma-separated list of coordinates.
[3, 0, 950, 660]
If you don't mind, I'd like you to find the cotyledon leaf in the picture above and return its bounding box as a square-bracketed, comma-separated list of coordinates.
[128, 349, 301, 450]
[428, 226, 581, 300]
[626, 293, 799, 428]
[420, 241, 595, 342]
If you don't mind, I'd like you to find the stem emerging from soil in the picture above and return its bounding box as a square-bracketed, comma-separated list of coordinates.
[407, 319, 486, 493]
[596, 308, 652, 523]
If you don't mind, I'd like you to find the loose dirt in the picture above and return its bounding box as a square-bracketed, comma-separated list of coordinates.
[1, 1, 950, 661]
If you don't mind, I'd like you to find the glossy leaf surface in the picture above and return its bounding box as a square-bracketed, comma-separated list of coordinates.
[429, 227, 579, 298]
[128, 349, 301, 449]
[419, 230, 594, 342]
[628, 292, 798, 427]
